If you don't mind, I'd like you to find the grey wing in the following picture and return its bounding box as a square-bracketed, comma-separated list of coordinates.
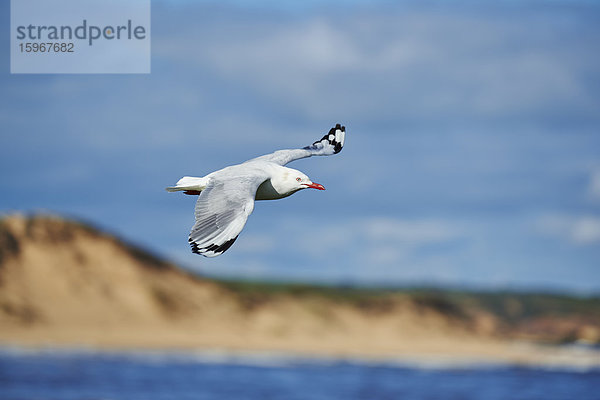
[249, 123, 345, 166]
[188, 176, 265, 257]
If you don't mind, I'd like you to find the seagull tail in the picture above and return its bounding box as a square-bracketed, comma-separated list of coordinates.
[165, 176, 208, 193]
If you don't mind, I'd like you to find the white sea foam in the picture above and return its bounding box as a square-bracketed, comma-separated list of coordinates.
[1, 344, 599, 372]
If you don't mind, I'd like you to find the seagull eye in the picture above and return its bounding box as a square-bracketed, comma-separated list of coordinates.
[296, 177, 302, 182]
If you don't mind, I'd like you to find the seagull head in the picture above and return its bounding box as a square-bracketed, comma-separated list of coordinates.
[288, 169, 325, 192]
[298, 176, 325, 191]
[276, 167, 325, 196]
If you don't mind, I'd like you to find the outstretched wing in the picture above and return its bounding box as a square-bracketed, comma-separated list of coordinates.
[188, 175, 266, 257]
[249, 123, 345, 166]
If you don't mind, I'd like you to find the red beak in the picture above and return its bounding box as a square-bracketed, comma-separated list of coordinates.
[304, 182, 325, 190]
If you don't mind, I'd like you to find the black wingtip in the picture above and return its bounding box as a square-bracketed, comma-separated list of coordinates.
[334, 123, 345, 132]
[327, 123, 345, 154]
[189, 237, 202, 255]
[189, 235, 239, 257]
[303, 123, 346, 154]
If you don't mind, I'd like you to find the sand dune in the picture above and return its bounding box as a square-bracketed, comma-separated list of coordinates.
[1, 214, 599, 367]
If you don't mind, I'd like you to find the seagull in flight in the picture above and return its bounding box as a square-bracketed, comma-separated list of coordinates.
[166, 124, 346, 257]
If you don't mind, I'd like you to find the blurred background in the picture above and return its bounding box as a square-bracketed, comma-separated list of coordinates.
[2, 0, 599, 292]
[1, 1, 600, 398]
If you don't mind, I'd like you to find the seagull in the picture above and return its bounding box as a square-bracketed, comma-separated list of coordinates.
[166, 124, 346, 257]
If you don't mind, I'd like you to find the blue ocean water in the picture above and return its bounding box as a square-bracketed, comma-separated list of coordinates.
[0, 348, 599, 400]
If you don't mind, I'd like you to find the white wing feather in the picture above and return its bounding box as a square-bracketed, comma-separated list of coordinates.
[188, 174, 266, 257]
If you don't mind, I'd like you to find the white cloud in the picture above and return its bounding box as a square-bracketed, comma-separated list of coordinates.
[588, 168, 600, 201]
[537, 214, 600, 245]
[273, 216, 463, 267]
[153, 6, 597, 121]
[571, 218, 600, 245]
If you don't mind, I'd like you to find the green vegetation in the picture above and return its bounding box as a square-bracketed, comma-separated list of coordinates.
[215, 279, 401, 312]
[214, 278, 600, 324]
[442, 290, 600, 322]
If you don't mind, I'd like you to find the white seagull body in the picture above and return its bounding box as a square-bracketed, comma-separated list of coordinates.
[166, 124, 346, 257]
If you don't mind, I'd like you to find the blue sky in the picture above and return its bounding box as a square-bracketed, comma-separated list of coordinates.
[1, 0, 599, 293]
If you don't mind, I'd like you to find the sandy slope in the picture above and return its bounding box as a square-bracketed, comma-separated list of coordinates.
[1, 214, 598, 367]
